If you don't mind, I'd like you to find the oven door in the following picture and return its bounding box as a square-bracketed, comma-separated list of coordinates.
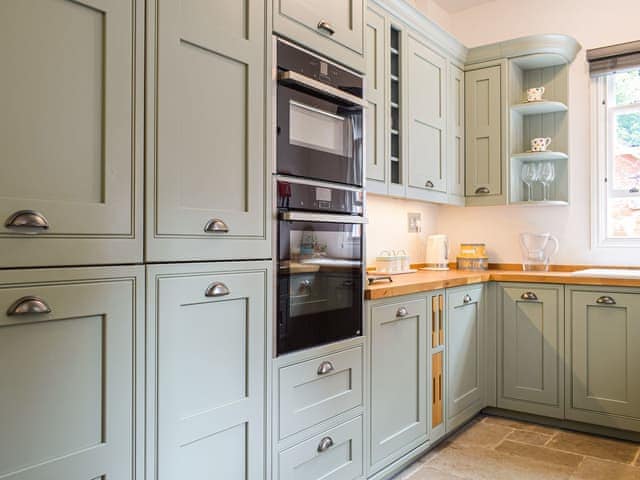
[277, 83, 363, 187]
[277, 213, 364, 355]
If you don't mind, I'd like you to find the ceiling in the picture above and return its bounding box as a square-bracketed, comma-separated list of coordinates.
[432, 0, 495, 13]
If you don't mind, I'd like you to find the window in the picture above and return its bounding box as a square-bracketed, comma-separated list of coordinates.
[593, 68, 640, 246]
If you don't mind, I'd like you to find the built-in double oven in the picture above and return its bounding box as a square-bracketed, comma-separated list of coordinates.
[274, 39, 366, 355]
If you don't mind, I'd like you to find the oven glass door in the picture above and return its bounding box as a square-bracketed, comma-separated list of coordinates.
[277, 85, 363, 187]
[277, 219, 363, 355]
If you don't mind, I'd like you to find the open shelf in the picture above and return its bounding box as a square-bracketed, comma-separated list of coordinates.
[511, 151, 568, 161]
[511, 100, 568, 115]
[510, 200, 569, 207]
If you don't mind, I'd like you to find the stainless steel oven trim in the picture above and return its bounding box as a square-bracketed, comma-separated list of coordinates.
[278, 70, 367, 108]
[289, 99, 346, 121]
[275, 174, 364, 193]
[279, 212, 368, 224]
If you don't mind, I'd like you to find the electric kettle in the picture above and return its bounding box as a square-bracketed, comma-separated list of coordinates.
[519, 232, 559, 271]
[425, 234, 449, 270]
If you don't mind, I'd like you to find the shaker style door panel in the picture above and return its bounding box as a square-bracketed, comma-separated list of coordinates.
[148, 262, 269, 479]
[148, 0, 269, 261]
[499, 284, 564, 418]
[465, 65, 502, 198]
[566, 289, 640, 430]
[407, 36, 447, 195]
[365, 6, 386, 192]
[370, 297, 428, 470]
[0, 0, 142, 267]
[0, 267, 143, 480]
[448, 64, 465, 199]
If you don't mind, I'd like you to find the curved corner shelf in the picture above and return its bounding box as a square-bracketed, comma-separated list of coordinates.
[511, 151, 568, 161]
[511, 101, 568, 115]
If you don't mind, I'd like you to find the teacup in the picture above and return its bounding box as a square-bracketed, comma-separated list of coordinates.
[531, 137, 552, 152]
[527, 86, 545, 102]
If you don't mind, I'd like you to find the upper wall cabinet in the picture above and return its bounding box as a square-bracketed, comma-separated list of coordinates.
[274, 0, 365, 72]
[146, 0, 270, 262]
[448, 63, 465, 204]
[0, 0, 143, 267]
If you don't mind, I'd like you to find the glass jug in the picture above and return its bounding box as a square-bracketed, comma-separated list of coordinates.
[519, 232, 559, 271]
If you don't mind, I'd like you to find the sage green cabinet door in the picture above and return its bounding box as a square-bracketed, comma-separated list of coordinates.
[370, 297, 428, 470]
[148, 262, 269, 479]
[498, 284, 564, 418]
[0, 267, 143, 479]
[0, 0, 142, 267]
[447, 285, 485, 429]
[407, 36, 447, 195]
[365, 6, 387, 193]
[147, 0, 269, 262]
[566, 289, 640, 430]
[465, 66, 502, 198]
[273, 0, 364, 72]
[448, 64, 465, 199]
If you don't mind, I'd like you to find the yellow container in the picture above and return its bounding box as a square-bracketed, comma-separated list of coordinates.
[458, 243, 487, 258]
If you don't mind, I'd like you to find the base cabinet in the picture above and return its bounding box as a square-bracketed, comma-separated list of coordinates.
[368, 296, 428, 473]
[147, 261, 270, 479]
[498, 283, 564, 418]
[0, 267, 144, 479]
[566, 287, 640, 432]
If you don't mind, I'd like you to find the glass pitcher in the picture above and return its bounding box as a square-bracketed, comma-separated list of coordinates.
[519, 232, 559, 271]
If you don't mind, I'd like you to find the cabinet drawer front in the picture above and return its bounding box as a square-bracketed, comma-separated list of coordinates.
[568, 290, 640, 421]
[279, 346, 363, 439]
[0, 270, 141, 479]
[279, 415, 364, 480]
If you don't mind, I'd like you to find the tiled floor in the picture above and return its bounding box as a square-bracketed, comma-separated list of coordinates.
[392, 415, 640, 480]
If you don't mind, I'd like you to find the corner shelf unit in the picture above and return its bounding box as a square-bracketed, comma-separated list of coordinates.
[389, 26, 402, 187]
[508, 53, 570, 205]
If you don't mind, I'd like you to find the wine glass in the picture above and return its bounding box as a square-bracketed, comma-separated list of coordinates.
[521, 162, 540, 201]
[539, 162, 556, 201]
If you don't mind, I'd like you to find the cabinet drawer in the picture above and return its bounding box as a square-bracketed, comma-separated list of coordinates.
[279, 346, 363, 439]
[0, 266, 143, 479]
[278, 415, 363, 480]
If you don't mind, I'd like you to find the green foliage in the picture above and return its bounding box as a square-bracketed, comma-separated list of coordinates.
[614, 70, 640, 148]
[617, 112, 640, 147]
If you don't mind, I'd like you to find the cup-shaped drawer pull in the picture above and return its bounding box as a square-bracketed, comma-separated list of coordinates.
[475, 187, 490, 194]
[317, 361, 334, 375]
[521, 291, 538, 301]
[463, 294, 472, 304]
[596, 295, 616, 305]
[5, 210, 49, 233]
[425, 180, 434, 188]
[7, 296, 52, 316]
[317, 436, 334, 452]
[396, 306, 408, 317]
[203, 218, 229, 233]
[317, 20, 335, 36]
[205, 282, 230, 297]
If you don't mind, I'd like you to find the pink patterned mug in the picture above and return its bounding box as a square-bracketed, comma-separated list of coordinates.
[531, 137, 551, 152]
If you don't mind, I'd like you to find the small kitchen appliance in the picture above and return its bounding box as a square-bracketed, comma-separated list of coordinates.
[519, 232, 559, 271]
[424, 234, 449, 270]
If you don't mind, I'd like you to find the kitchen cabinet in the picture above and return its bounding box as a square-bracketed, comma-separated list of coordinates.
[146, 261, 270, 479]
[146, 0, 270, 262]
[446, 285, 485, 431]
[448, 63, 465, 204]
[368, 295, 428, 472]
[465, 64, 504, 204]
[0, 266, 144, 479]
[0, 0, 143, 267]
[406, 34, 448, 202]
[498, 283, 564, 419]
[273, 0, 365, 72]
[565, 287, 640, 432]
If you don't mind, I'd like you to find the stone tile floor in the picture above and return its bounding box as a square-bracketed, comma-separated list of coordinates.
[392, 415, 640, 480]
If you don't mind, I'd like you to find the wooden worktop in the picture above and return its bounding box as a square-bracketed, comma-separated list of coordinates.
[365, 269, 640, 300]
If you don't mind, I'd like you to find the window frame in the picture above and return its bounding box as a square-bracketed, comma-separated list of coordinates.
[591, 72, 640, 248]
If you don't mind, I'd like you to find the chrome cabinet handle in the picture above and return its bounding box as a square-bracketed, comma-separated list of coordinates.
[596, 295, 616, 305]
[425, 180, 434, 188]
[317, 436, 334, 452]
[205, 282, 230, 297]
[7, 296, 52, 316]
[5, 210, 49, 233]
[463, 294, 472, 304]
[521, 292, 538, 301]
[475, 187, 490, 194]
[317, 20, 335, 36]
[317, 361, 334, 375]
[203, 218, 229, 233]
[396, 307, 408, 317]
[630, 187, 639, 193]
